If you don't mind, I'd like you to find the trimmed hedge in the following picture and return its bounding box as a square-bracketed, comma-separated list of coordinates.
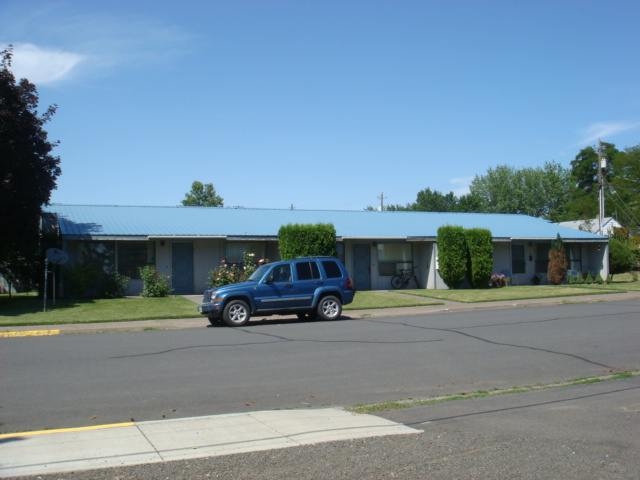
[465, 228, 493, 288]
[437, 226, 468, 289]
[278, 223, 337, 259]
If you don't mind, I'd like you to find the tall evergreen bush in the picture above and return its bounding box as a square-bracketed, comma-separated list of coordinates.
[278, 224, 337, 259]
[437, 226, 468, 288]
[465, 228, 493, 288]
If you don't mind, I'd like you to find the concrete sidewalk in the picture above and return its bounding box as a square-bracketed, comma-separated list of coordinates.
[0, 408, 420, 478]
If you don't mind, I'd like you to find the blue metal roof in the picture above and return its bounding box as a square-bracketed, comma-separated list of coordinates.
[44, 204, 606, 242]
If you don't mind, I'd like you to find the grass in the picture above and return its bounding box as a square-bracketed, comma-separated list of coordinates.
[345, 290, 443, 310]
[349, 370, 640, 414]
[0, 295, 200, 327]
[1, 272, 637, 327]
[401, 285, 621, 303]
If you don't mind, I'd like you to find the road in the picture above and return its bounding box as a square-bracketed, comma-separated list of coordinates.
[2, 300, 639, 434]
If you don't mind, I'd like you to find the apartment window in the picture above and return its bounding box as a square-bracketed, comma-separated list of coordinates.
[118, 242, 155, 279]
[377, 243, 412, 276]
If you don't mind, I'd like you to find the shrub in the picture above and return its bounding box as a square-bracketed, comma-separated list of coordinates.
[465, 228, 493, 288]
[208, 252, 259, 287]
[609, 237, 636, 274]
[547, 235, 567, 285]
[64, 263, 129, 298]
[437, 226, 468, 289]
[139, 265, 171, 297]
[278, 223, 337, 259]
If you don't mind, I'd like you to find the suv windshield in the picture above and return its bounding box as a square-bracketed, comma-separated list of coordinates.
[248, 264, 270, 281]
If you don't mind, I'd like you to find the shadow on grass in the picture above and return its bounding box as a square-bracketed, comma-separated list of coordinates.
[0, 296, 94, 316]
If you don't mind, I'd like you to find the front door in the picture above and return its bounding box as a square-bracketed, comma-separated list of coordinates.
[172, 242, 194, 294]
[353, 244, 371, 290]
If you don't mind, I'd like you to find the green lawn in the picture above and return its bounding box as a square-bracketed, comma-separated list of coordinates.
[345, 291, 443, 310]
[1, 275, 636, 327]
[399, 285, 622, 303]
[0, 295, 200, 327]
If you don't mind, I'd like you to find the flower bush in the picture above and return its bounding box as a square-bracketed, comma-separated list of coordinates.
[208, 252, 265, 287]
[490, 272, 508, 288]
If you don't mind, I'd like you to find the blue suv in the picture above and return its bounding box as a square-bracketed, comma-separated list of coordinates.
[198, 256, 355, 327]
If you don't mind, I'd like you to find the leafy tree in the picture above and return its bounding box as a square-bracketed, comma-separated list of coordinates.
[0, 46, 61, 287]
[468, 162, 569, 220]
[608, 146, 640, 231]
[414, 188, 459, 212]
[561, 142, 619, 221]
[181, 181, 223, 207]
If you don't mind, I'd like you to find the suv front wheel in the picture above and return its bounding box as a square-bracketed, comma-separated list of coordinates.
[317, 295, 342, 321]
[223, 299, 250, 327]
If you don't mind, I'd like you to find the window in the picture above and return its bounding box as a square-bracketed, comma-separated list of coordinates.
[321, 260, 341, 278]
[511, 244, 525, 274]
[269, 264, 291, 283]
[225, 242, 265, 265]
[377, 243, 412, 276]
[118, 242, 155, 279]
[295, 261, 320, 280]
[567, 245, 582, 272]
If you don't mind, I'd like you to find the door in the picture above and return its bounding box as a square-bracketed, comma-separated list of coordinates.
[353, 244, 371, 290]
[172, 242, 194, 294]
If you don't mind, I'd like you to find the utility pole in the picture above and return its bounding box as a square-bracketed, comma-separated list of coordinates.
[596, 140, 608, 235]
[377, 193, 384, 211]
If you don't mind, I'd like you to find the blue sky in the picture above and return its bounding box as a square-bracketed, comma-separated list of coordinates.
[2, 1, 639, 210]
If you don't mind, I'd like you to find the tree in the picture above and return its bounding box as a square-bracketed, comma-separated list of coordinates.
[468, 162, 569, 220]
[181, 181, 223, 207]
[561, 142, 619, 221]
[608, 145, 640, 231]
[0, 46, 61, 287]
[414, 188, 459, 212]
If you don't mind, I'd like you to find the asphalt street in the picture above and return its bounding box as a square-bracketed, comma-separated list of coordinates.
[7, 376, 639, 480]
[1, 298, 640, 478]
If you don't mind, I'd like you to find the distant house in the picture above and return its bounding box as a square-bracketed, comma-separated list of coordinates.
[558, 217, 622, 236]
[42, 204, 610, 295]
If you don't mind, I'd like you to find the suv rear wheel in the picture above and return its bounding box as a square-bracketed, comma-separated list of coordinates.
[223, 299, 250, 327]
[317, 295, 342, 321]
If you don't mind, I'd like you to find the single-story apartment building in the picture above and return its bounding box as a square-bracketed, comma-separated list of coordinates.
[42, 204, 610, 295]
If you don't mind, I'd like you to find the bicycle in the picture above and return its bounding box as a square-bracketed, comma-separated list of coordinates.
[390, 268, 419, 289]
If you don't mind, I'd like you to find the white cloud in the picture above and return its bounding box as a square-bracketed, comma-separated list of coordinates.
[7, 43, 84, 84]
[578, 121, 640, 146]
[449, 176, 473, 196]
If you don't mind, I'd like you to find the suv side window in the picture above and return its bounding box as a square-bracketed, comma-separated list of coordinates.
[269, 264, 291, 283]
[295, 261, 320, 280]
[321, 260, 342, 278]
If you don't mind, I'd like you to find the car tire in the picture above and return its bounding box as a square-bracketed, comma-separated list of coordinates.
[316, 295, 342, 321]
[222, 300, 250, 327]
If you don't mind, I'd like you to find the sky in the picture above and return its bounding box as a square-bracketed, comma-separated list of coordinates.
[2, 0, 640, 211]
